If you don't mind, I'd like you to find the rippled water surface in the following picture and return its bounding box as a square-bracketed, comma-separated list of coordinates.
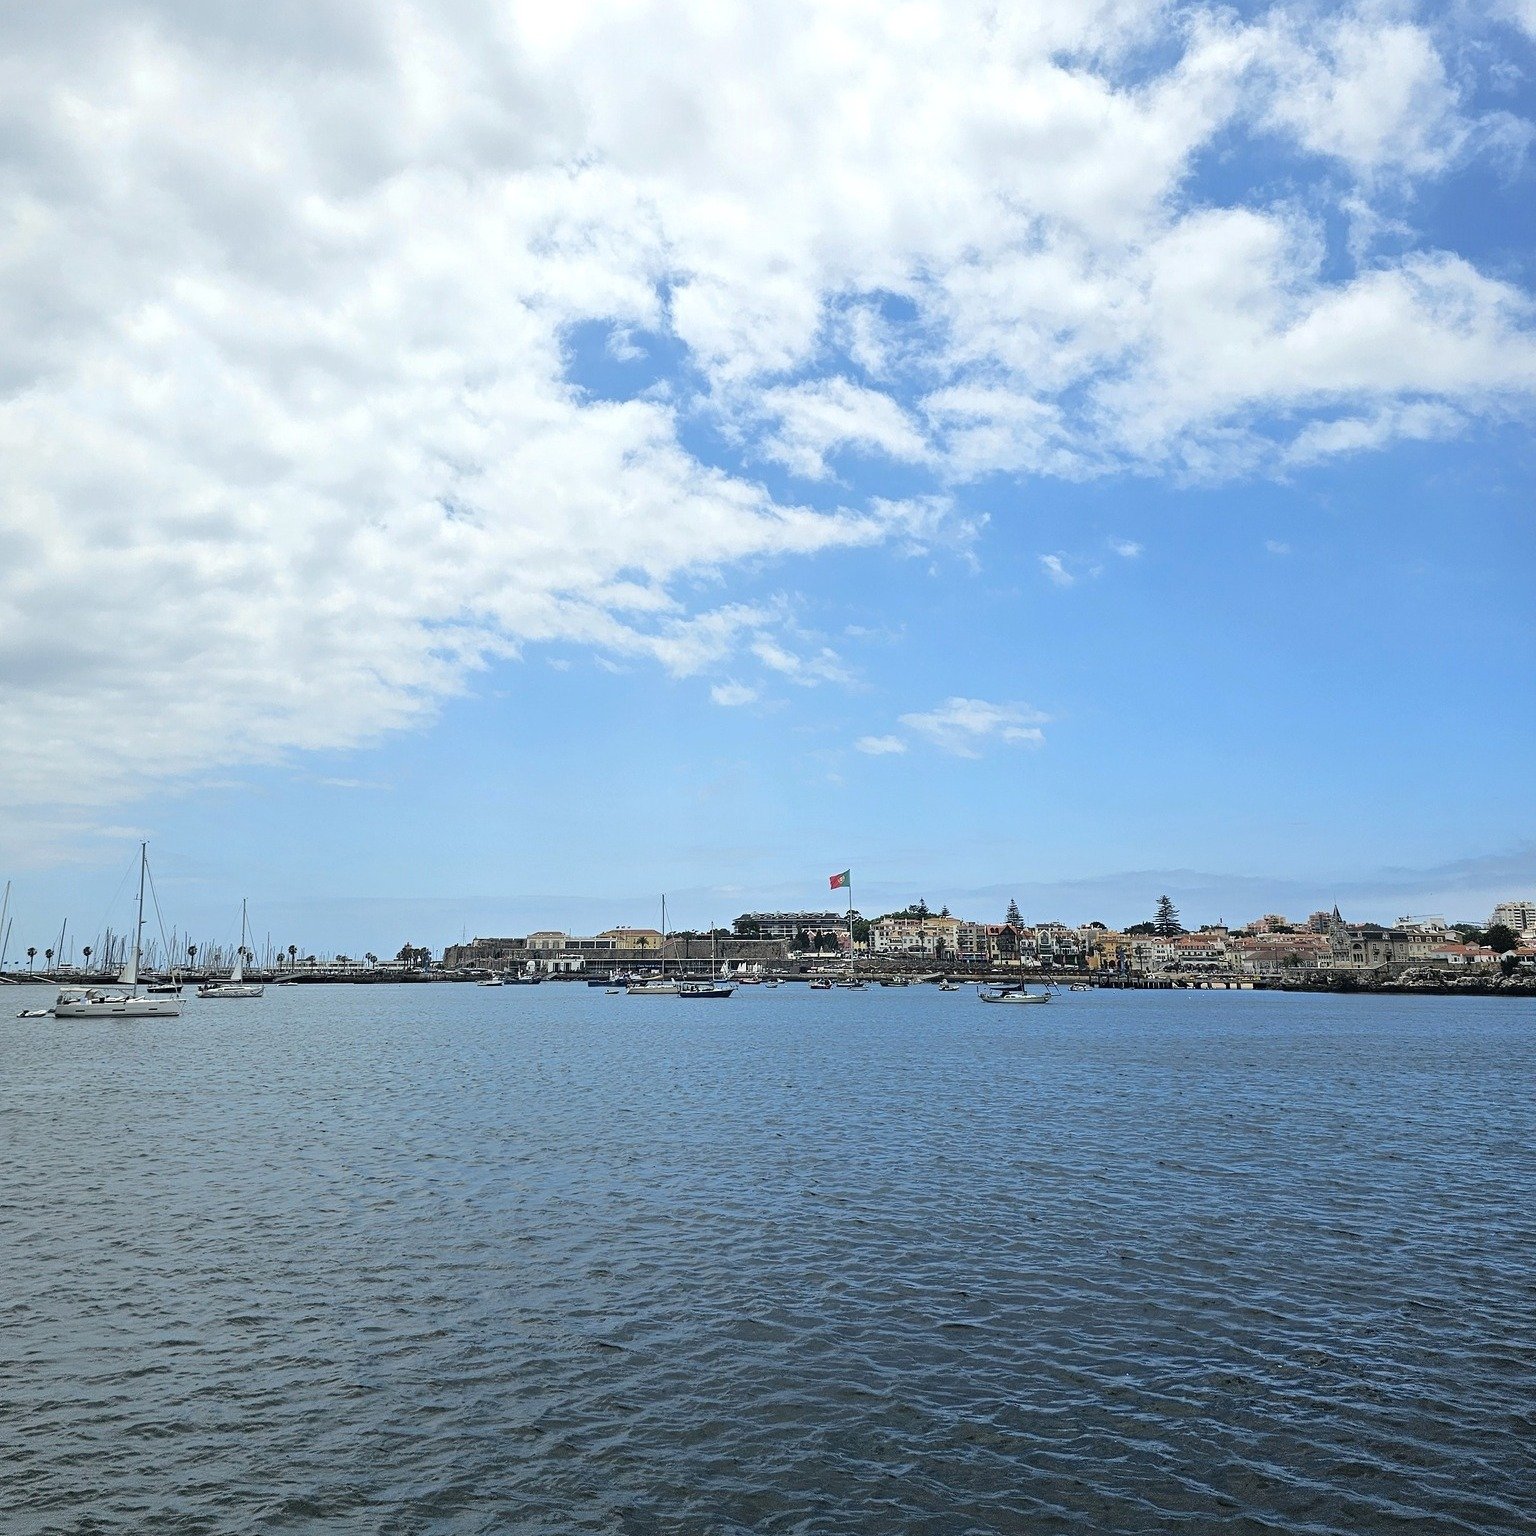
[4, 984, 1534, 1533]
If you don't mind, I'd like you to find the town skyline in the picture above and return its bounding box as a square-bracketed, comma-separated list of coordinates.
[4, 850, 1532, 968]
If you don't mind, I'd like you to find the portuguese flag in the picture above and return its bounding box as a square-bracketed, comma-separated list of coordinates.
[828, 870, 851, 890]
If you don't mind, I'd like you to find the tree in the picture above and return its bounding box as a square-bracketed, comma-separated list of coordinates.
[44, 948, 54, 971]
[1125, 922, 1157, 936]
[82, 945, 92, 971]
[365, 952, 378, 969]
[187, 943, 197, 968]
[1153, 895, 1183, 937]
[26, 946, 36, 974]
[287, 944, 298, 968]
[1005, 898, 1022, 927]
[733, 916, 762, 939]
[1483, 924, 1519, 954]
[851, 917, 871, 945]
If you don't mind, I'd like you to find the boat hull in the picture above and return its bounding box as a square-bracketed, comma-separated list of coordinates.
[54, 993, 182, 1018]
[197, 983, 265, 998]
[979, 989, 1050, 1005]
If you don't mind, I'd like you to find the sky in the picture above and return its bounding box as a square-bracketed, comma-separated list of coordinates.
[1, 0, 1534, 959]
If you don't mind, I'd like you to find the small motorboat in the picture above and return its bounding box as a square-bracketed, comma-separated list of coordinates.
[938, 981, 960, 992]
[809, 978, 832, 991]
[477, 975, 505, 987]
[16, 1006, 52, 1018]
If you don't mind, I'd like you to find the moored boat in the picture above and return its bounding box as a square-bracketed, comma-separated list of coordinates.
[677, 980, 733, 998]
[55, 845, 182, 1019]
[198, 900, 265, 998]
[978, 985, 1050, 1005]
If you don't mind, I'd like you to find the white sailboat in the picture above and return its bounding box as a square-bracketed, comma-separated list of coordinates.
[978, 984, 1050, 1005]
[628, 896, 681, 994]
[198, 899, 265, 998]
[54, 845, 182, 1019]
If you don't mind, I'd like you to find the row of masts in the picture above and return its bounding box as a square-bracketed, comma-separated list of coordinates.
[0, 875, 289, 976]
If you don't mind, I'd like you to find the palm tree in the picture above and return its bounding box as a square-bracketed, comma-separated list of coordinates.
[365, 952, 378, 970]
[44, 947, 54, 973]
[187, 943, 197, 969]
[82, 944, 92, 972]
[26, 946, 36, 974]
[287, 944, 298, 969]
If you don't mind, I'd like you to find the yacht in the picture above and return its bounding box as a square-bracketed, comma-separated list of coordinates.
[54, 845, 182, 1019]
[198, 899, 265, 998]
[978, 985, 1050, 1005]
[628, 896, 681, 994]
[677, 979, 732, 999]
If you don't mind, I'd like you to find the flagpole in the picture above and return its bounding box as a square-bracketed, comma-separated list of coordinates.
[847, 872, 854, 978]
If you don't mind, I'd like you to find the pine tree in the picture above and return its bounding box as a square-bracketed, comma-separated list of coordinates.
[1153, 895, 1182, 937]
[1004, 898, 1022, 927]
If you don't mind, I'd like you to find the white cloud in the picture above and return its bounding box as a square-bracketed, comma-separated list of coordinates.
[1110, 539, 1143, 558]
[855, 734, 908, 755]
[1265, 540, 1291, 556]
[0, 2, 1531, 812]
[898, 697, 1048, 757]
[1258, 17, 1473, 178]
[1282, 401, 1465, 467]
[710, 681, 758, 706]
[1503, 2, 1536, 42]
[1039, 554, 1076, 587]
[750, 638, 854, 688]
[758, 377, 929, 480]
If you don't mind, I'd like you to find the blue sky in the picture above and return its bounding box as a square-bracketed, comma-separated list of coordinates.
[1, 2, 1533, 958]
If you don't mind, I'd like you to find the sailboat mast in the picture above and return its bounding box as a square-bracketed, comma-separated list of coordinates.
[133, 842, 147, 994]
[660, 895, 667, 980]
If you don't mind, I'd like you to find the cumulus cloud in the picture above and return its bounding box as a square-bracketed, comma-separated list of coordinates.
[897, 698, 1048, 757]
[1, 1, 1532, 809]
[855, 734, 908, 755]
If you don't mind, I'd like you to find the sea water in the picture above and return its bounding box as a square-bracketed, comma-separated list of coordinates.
[3, 984, 1533, 1533]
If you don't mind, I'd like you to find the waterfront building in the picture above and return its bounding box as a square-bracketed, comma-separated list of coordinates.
[1490, 899, 1536, 935]
[734, 911, 857, 947]
[869, 913, 961, 959]
[1232, 932, 1330, 975]
[1171, 933, 1230, 967]
[955, 921, 1006, 965]
[1421, 942, 1498, 966]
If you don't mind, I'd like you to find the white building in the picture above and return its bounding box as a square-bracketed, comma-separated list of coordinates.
[1489, 899, 1536, 936]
